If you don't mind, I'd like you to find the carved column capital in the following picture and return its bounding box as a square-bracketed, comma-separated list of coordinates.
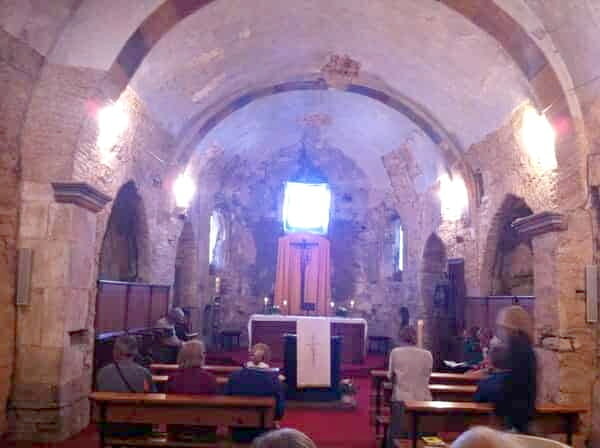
[51, 182, 112, 213]
[512, 211, 567, 239]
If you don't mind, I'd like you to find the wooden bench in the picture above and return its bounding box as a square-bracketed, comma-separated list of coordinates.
[151, 375, 230, 393]
[150, 364, 242, 375]
[90, 391, 276, 447]
[376, 400, 585, 448]
[151, 374, 286, 393]
[370, 370, 481, 434]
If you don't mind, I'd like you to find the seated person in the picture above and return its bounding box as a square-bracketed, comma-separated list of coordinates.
[386, 327, 433, 448]
[153, 307, 185, 363]
[474, 343, 510, 403]
[167, 340, 218, 442]
[388, 326, 433, 402]
[463, 326, 484, 366]
[246, 343, 271, 369]
[253, 428, 317, 448]
[96, 335, 155, 438]
[225, 344, 285, 443]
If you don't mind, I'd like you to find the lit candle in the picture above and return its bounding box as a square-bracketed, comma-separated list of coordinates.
[283, 300, 288, 307]
[417, 319, 424, 348]
[350, 300, 355, 308]
[215, 277, 221, 294]
[330, 301, 335, 308]
[264, 297, 269, 305]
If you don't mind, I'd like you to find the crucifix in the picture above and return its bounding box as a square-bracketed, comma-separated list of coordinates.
[290, 238, 319, 313]
[305, 333, 318, 367]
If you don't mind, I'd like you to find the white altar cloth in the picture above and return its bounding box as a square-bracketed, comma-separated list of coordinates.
[247, 315, 368, 353]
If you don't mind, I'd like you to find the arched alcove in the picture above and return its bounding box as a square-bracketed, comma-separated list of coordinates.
[482, 194, 534, 296]
[420, 233, 447, 369]
[98, 181, 149, 281]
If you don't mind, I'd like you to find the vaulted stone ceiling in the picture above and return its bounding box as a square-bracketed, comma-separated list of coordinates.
[127, 0, 531, 149]
[193, 89, 446, 193]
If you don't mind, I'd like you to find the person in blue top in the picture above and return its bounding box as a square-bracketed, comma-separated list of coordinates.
[463, 326, 484, 366]
[224, 344, 285, 443]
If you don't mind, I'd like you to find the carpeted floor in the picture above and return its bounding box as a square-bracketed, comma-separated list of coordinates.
[2, 355, 383, 448]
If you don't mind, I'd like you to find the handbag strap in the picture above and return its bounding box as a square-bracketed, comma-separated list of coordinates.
[114, 361, 136, 393]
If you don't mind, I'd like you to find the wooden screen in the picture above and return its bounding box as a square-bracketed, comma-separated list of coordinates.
[464, 296, 535, 332]
[95, 280, 170, 335]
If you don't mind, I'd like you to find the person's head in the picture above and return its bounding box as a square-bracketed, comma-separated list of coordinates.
[468, 326, 480, 340]
[496, 305, 533, 343]
[177, 340, 206, 368]
[252, 429, 317, 448]
[488, 343, 509, 370]
[398, 326, 417, 346]
[451, 426, 520, 448]
[250, 343, 271, 365]
[168, 307, 186, 324]
[113, 334, 138, 361]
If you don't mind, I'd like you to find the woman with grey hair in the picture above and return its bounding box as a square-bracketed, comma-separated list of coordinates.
[252, 429, 317, 448]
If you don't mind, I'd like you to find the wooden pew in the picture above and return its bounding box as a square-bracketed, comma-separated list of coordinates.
[90, 391, 276, 448]
[370, 370, 481, 434]
[151, 374, 286, 393]
[150, 364, 242, 375]
[376, 400, 586, 448]
[381, 382, 476, 403]
[151, 375, 230, 392]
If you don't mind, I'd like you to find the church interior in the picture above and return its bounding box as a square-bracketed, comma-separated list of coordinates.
[2, 1, 600, 447]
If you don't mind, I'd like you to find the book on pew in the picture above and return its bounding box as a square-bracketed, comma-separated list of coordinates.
[421, 436, 447, 447]
[443, 360, 468, 369]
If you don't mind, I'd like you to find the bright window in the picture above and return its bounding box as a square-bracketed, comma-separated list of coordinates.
[283, 182, 331, 234]
[208, 212, 220, 265]
[395, 222, 404, 273]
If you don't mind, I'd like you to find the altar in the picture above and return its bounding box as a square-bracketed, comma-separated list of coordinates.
[248, 314, 367, 364]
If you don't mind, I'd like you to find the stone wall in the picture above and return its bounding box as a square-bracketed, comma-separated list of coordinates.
[9, 63, 181, 441]
[190, 142, 423, 346]
[436, 104, 597, 445]
[0, 29, 43, 436]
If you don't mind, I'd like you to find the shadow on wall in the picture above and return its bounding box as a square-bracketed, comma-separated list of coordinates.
[98, 181, 149, 282]
[420, 233, 447, 369]
[484, 194, 534, 296]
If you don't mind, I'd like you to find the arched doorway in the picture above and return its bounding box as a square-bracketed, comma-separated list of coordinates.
[420, 233, 447, 369]
[98, 181, 148, 281]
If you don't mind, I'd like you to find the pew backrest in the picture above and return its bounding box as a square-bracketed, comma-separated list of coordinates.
[150, 364, 242, 375]
[90, 392, 276, 428]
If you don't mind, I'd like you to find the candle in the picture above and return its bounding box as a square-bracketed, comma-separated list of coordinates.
[283, 300, 288, 307]
[215, 277, 221, 294]
[330, 301, 335, 308]
[350, 300, 355, 308]
[264, 297, 269, 305]
[417, 319, 424, 348]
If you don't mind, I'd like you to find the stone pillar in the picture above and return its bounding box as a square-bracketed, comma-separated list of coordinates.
[9, 182, 111, 442]
[514, 210, 596, 445]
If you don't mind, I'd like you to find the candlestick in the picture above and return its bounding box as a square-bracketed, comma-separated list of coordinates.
[417, 319, 424, 348]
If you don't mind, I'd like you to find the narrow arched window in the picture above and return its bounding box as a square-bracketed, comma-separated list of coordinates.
[393, 219, 404, 281]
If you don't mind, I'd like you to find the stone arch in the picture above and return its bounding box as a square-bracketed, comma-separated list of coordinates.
[98, 180, 150, 281]
[480, 194, 534, 296]
[420, 233, 447, 369]
[105, 0, 572, 125]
